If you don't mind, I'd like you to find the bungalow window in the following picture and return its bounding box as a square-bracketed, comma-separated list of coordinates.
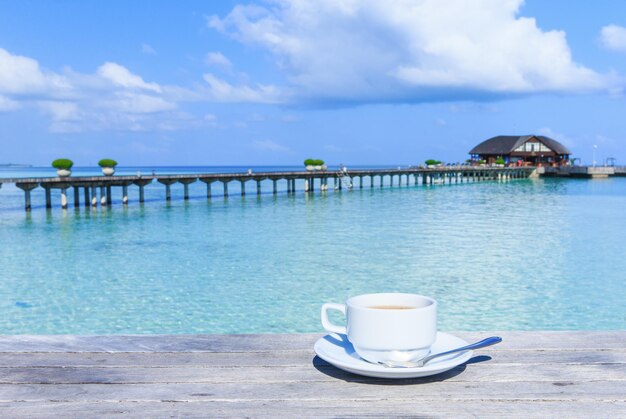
[514, 141, 553, 153]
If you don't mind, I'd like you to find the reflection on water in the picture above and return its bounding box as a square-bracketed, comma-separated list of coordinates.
[0, 174, 625, 334]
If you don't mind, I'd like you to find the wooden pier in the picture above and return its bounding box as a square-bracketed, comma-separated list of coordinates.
[0, 167, 534, 211]
[0, 331, 623, 417]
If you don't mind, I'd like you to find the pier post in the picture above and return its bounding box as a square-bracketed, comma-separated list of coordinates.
[84, 187, 90, 208]
[100, 187, 106, 206]
[223, 181, 229, 197]
[370, 176, 374, 188]
[106, 186, 112, 205]
[157, 179, 177, 201]
[16, 183, 38, 211]
[60, 188, 68, 209]
[309, 178, 314, 192]
[179, 179, 198, 200]
[44, 187, 52, 209]
[390, 175, 394, 187]
[338, 176, 342, 190]
[257, 180, 262, 195]
[273, 179, 277, 194]
[359, 176, 363, 189]
[240, 180, 246, 196]
[333, 177, 337, 190]
[91, 186, 98, 207]
[414, 174, 418, 185]
[200, 179, 212, 199]
[73, 186, 80, 208]
[122, 185, 128, 205]
[380, 175, 384, 188]
[139, 185, 145, 203]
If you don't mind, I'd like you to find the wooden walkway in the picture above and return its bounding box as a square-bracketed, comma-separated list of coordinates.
[0, 332, 624, 417]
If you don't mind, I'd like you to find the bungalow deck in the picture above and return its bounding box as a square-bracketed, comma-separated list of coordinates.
[0, 331, 624, 417]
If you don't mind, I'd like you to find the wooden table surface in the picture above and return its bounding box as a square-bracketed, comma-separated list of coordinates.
[0, 331, 624, 418]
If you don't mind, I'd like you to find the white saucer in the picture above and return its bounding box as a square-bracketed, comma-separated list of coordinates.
[314, 332, 473, 379]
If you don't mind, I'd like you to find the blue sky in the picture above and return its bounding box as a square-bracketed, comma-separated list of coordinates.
[0, 0, 625, 166]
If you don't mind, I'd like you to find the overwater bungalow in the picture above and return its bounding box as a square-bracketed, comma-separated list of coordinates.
[469, 135, 571, 166]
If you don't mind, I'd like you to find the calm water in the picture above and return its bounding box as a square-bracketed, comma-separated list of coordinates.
[0, 166, 625, 334]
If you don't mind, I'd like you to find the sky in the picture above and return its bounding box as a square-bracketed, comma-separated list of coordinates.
[0, 0, 625, 166]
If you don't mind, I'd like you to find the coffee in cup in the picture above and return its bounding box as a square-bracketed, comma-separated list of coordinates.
[321, 293, 437, 364]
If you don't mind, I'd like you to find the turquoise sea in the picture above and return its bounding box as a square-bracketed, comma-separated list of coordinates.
[0, 166, 624, 334]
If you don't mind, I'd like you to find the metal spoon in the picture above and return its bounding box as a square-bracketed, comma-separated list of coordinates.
[377, 336, 502, 368]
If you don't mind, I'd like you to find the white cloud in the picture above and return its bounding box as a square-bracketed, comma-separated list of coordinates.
[141, 43, 157, 55]
[0, 48, 188, 132]
[205, 51, 232, 68]
[252, 139, 290, 152]
[0, 48, 47, 94]
[97, 62, 162, 93]
[209, 0, 616, 104]
[600, 25, 626, 52]
[0, 94, 20, 111]
[203, 73, 285, 103]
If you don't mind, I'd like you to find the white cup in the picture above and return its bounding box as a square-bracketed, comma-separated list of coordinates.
[321, 293, 437, 364]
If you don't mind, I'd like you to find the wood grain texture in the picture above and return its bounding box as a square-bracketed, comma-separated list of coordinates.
[0, 331, 623, 418]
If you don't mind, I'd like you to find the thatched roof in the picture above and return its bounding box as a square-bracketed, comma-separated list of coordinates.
[469, 135, 571, 155]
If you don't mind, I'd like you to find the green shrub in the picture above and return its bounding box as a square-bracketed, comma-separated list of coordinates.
[425, 159, 442, 166]
[495, 157, 506, 165]
[98, 158, 118, 168]
[304, 158, 325, 166]
[51, 159, 73, 170]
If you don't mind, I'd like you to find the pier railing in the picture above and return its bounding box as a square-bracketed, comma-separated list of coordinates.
[0, 167, 536, 211]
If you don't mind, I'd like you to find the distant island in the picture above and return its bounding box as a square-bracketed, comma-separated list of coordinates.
[0, 163, 33, 167]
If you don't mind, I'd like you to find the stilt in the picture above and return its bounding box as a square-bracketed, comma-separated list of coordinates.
[61, 188, 68, 209]
[45, 187, 52, 209]
[310, 178, 314, 192]
[223, 181, 229, 197]
[139, 185, 145, 203]
[206, 182, 212, 199]
[183, 183, 189, 200]
[16, 183, 37, 211]
[165, 184, 171, 201]
[100, 186, 106, 206]
[73, 186, 80, 208]
[370, 176, 374, 188]
[84, 187, 90, 208]
[257, 180, 262, 195]
[359, 176, 363, 189]
[92, 186, 98, 207]
[390, 175, 394, 187]
[240, 180, 246, 196]
[106, 186, 112, 205]
[273, 179, 277, 194]
[122, 185, 128, 205]
[380, 175, 384, 188]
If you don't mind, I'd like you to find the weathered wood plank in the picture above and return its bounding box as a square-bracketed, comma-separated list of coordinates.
[0, 380, 623, 402]
[0, 348, 623, 368]
[0, 331, 624, 352]
[0, 400, 624, 418]
[0, 363, 624, 385]
[0, 332, 622, 417]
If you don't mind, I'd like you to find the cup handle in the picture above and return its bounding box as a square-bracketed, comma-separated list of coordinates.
[321, 303, 347, 334]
